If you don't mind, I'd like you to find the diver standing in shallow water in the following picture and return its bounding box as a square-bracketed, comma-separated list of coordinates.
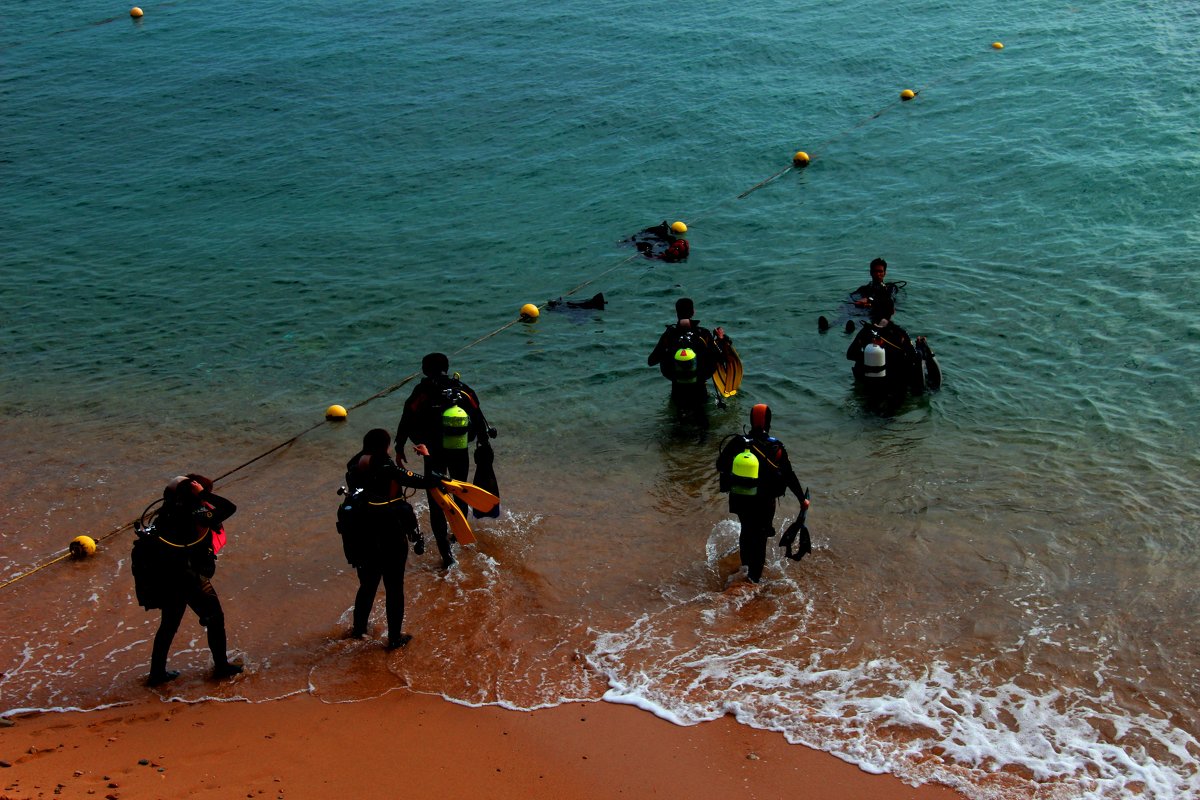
[851, 257, 902, 317]
[647, 297, 730, 424]
[395, 352, 495, 569]
[341, 428, 438, 649]
[716, 404, 808, 584]
[137, 474, 243, 686]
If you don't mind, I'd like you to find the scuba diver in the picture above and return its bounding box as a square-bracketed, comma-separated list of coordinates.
[626, 220, 690, 262]
[845, 300, 941, 397]
[340, 428, 440, 649]
[716, 404, 809, 584]
[819, 257, 908, 332]
[647, 297, 731, 423]
[546, 292, 607, 310]
[395, 353, 496, 569]
[134, 474, 243, 686]
[850, 257, 905, 317]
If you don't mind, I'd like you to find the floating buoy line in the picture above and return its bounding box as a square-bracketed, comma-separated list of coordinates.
[0, 38, 1004, 591]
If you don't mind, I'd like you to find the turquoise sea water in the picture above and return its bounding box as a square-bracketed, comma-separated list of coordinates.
[3, 1, 1199, 798]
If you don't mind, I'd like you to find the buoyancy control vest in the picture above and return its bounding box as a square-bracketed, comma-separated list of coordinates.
[337, 457, 422, 566]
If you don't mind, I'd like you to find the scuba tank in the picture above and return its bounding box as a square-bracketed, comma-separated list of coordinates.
[441, 405, 470, 450]
[863, 340, 886, 378]
[730, 449, 760, 495]
[672, 347, 698, 384]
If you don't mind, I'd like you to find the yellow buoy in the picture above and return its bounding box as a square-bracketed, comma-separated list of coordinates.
[792, 151, 811, 168]
[325, 404, 348, 421]
[69, 535, 97, 558]
[130, 6, 143, 18]
[900, 89, 916, 101]
[670, 221, 687, 235]
[520, 303, 539, 321]
[992, 41, 1004, 50]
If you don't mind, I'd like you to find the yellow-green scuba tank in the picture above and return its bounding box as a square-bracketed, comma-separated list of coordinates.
[441, 405, 470, 450]
[672, 346, 698, 384]
[730, 449, 759, 495]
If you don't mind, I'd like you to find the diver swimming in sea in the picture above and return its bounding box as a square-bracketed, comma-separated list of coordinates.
[546, 292, 607, 310]
[625, 220, 690, 262]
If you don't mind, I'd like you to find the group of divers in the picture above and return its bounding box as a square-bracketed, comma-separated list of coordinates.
[128, 222, 941, 687]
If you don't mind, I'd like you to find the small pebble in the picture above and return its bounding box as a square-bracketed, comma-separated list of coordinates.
[747, 753, 760, 761]
[137, 759, 149, 766]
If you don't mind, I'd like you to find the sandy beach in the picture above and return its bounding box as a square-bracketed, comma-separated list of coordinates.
[1, 691, 966, 800]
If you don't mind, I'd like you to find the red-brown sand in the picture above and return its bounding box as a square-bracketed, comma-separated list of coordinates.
[0, 692, 966, 800]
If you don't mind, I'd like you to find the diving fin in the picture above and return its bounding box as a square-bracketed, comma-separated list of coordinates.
[429, 488, 476, 545]
[470, 441, 500, 519]
[439, 477, 499, 514]
[779, 488, 812, 561]
[713, 344, 743, 398]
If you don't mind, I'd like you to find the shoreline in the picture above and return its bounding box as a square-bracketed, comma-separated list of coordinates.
[0, 691, 966, 800]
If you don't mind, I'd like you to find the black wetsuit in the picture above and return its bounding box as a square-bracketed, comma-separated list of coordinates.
[344, 451, 432, 642]
[148, 491, 238, 680]
[395, 373, 492, 567]
[647, 321, 728, 411]
[716, 432, 805, 583]
[850, 280, 899, 317]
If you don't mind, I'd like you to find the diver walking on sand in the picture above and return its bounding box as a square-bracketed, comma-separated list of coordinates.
[339, 428, 439, 649]
[132, 474, 243, 686]
[716, 404, 809, 584]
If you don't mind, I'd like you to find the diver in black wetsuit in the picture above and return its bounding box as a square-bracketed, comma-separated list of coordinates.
[850, 257, 902, 318]
[716, 404, 808, 584]
[627, 220, 690, 262]
[647, 297, 730, 423]
[143, 474, 242, 686]
[343, 428, 439, 649]
[394, 353, 495, 569]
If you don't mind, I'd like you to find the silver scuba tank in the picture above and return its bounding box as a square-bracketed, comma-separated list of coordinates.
[863, 341, 886, 378]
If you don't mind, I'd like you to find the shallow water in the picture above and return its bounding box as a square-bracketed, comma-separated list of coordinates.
[3, 1, 1199, 797]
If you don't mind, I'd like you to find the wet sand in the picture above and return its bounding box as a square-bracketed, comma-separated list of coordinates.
[1, 691, 965, 800]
